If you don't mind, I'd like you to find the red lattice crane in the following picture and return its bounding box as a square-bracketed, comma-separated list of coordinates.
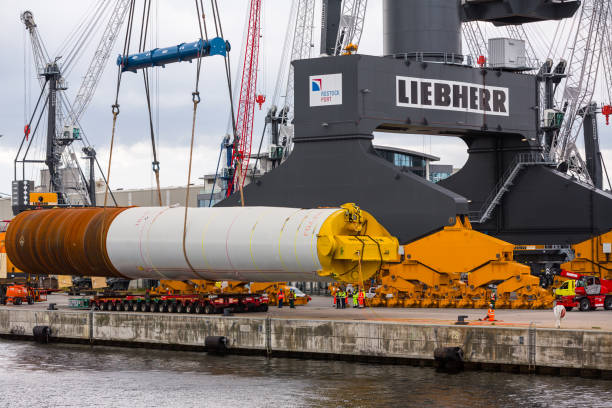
[227, 0, 263, 196]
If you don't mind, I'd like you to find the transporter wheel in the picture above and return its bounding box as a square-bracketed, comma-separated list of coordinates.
[148, 302, 158, 313]
[101, 302, 109, 311]
[604, 297, 612, 311]
[565, 307, 573, 312]
[177, 303, 186, 313]
[579, 298, 591, 312]
[204, 304, 214, 315]
[27, 296, 34, 305]
[139, 302, 148, 312]
[186, 303, 195, 314]
[14, 298, 22, 306]
[195, 303, 204, 314]
[169, 303, 178, 313]
[158, 301, 167, 313]
[258, 304, 268, 312]
[111, 302, 118, 311]
[121, 301, 129, 311]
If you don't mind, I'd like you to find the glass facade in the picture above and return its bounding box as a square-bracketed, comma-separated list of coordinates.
[375, 148, 428, 178]
[429, 164, 453, 183]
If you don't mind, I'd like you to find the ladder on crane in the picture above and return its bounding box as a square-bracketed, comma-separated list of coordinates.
[469, 153, 557, 224]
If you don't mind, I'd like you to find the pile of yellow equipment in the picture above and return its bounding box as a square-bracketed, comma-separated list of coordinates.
[366, 217, 554, 309]
[562, 230, 612, 280]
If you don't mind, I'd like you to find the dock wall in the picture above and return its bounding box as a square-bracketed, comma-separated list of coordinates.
[1, 309, 610, 377]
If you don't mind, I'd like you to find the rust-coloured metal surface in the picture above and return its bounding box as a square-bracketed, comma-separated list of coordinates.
[5, 208, 129, 277]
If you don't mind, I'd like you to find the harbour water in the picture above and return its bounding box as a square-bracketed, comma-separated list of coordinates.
[0, 339, 610, 408]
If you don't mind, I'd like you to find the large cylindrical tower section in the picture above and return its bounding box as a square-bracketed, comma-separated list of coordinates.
[105, 206, 342, 282]
[383, 0, 462, 59]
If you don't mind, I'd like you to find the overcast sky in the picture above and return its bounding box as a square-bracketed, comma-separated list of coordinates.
[0, 0, 610, 197]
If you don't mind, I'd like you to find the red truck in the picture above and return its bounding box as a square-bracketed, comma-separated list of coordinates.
[91, 292, 269, 314]
[555, 270, 612, 311]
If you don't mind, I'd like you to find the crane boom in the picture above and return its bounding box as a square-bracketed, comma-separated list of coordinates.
[552, 0, 609, 182]
[228, 0, 263, 195]
[333, 0, 368, 56]
[69, 0, 130, 125]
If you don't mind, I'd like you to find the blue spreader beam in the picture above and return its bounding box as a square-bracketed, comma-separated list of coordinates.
[117, 37, 230, 72]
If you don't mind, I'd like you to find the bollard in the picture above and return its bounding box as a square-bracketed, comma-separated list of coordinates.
[455, 315, 468, 325]
[47, 303, 57, 310]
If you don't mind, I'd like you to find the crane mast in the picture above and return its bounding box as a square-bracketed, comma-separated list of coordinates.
[552, 0, 609, 183]
[16, 3, 129, 211]
[228, 0, 263, 196]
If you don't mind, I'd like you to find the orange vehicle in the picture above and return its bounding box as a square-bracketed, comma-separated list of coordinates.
[2, 284, 47, 305]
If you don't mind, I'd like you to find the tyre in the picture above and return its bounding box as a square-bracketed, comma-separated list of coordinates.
[204, 304, 215, 315]
[14, 297, 22, 306]
[148, 302, 158, 313]
[139, 302, 148, 312]
[258, 304, 268, 312]
[186, 303, 195, 314]
[579, 297, 591, 312]
[109, 302, 117, 311]
[177, 303, 186, 313]
[195, 303, 204, 314]
[160, 301, 169, 313]
[101, 302, 109, 311]
[604, 296, 612, 311]
[27, 296, 34, 305]
[169, 303, 178, 313]
[127, 302, 135, 311]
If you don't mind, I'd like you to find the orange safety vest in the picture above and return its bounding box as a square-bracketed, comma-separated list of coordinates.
[278, 291, 284, 300]
[487, 308, 495, 321]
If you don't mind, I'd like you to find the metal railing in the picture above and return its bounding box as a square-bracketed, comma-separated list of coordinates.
[469, 152, 556, 224]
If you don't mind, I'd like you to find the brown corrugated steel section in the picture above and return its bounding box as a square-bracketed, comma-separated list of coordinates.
[5, 208, 129, 277]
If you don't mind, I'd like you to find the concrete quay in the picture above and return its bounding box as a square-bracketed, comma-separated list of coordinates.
[1, 295, 611, 378]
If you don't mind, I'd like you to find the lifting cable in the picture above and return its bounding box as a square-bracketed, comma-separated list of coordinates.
[182, 0, 210, 277]
[103, 0, 136, 209]
[139, 0, 163, 206]
[203, 0, 239, 207]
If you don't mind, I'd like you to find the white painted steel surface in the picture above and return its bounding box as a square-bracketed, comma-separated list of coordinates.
[106, 206, 340, 281]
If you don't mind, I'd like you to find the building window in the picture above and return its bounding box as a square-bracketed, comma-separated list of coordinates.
[393, 153, 412, 168]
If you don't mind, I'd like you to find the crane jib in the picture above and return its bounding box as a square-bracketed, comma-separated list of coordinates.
[117, 37, 230, 73]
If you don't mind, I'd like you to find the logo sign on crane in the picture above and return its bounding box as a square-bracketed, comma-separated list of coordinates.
[396, 76, 509, 117]
[310, 73, 343, 107]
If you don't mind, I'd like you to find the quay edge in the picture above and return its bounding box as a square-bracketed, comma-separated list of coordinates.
[0, 309, 610, 378]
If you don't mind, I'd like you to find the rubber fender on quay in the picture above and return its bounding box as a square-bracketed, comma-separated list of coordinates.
[433, 346, 465, 373]
[32, 325, 52, 344]
[205, 336, 228, 354]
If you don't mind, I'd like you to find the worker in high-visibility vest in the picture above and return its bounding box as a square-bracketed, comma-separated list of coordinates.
[339, 289, 346, 309]
[278, 289, 285, 308]
[289, 289, 296, 309]
[485, 303, 495, 321]
[358, 289, 365, 308]
[353, 289, 359, 308]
